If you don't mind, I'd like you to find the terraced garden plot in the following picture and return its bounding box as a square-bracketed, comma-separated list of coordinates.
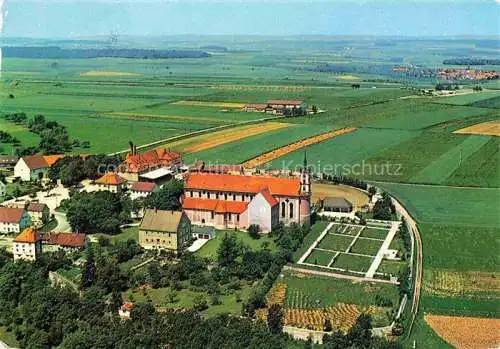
[332, 253, 374, 272]
[350, 238, 383, 256]
[318, 234, 354, 252]
[360, 227, 389, 240]
[304, 249, 335, 266]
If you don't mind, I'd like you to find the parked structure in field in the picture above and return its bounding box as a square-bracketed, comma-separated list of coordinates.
[138, 209, 191, 253]
[14, 154, 64, 181]
[243, 100, 307, 116]
[182, 154, 311, 232]
[26, 202, 50, 228]
[129, 181, 157, 200]
[40, 232, 87, 253]
[0, 207, 31, 234]
[119, 143, 182, 184]
[94, 172, 126, 193]
[13, 227, 42, 261]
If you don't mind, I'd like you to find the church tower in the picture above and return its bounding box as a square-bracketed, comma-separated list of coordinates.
[300, 150, 311, 195]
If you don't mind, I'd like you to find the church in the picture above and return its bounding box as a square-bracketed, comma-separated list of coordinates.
[182, 156, 311, 232]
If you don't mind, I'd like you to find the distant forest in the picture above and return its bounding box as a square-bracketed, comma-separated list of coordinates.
[443, 58, 500, 65]
[1, 46, 210, 59]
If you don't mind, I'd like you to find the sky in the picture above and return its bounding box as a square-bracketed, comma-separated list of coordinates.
[2, 0, 500, 38]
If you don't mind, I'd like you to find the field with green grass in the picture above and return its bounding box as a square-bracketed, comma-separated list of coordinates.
[350, 238, 383, 256]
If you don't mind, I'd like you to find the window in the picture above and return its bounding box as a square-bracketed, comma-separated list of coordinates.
[190, 191, 193, 197]
[281, 202, 286, 218]
[216, 193, 219, 199]
[236, 214, 240, 222]
[233, 194, 236, 201]
[211, 211, 215, 219]
[228, 213, 232, 220]
[289, 202, 294, 218]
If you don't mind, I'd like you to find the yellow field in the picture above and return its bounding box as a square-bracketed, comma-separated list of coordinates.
[184, 122, 290, 153]
[243, 128, 357, 168]
[424, 269, 500, 297]
[454, 120, 500, 136]
[425, 315, 500, 349]
[311, 183, 370, 209]
[80, 71, 142, 77]
[337, 75, 360, 81]
[171, 100, 245, 108]
[266, 283, 287, 306]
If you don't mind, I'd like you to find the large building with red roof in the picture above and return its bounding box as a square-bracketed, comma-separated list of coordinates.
[14, 155, 65, 182]
[182, 159, 311, 232]
[119, 145, 182, 183]
[0, 207, 31, 234]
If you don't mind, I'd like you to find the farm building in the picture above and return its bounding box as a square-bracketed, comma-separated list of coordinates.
[129, 181, 157, 200]
[94, 172, 126, 193]
[182, 163, 311, 232]
[13, 227, 42, 262]
[14, 154, 64, 181]
[119, 143, 182, 183]
[266, 100, 306, 115]
[26, 202, 50, 228]
[322, 197, 354, 213]
[40, 232, 87, 253]
[0, 207, 31, 234]
[243, 103, 268, 112]
[192, 225, 216, 240]
[138, 209, 191, 253]
[0, 155, 18, 169]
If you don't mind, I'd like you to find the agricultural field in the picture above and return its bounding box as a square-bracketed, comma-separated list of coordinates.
[424, 315, 500, 349]
[311, 182, 370, 209]
[431, 90, 499, 106]
[453, 119, 500, 136]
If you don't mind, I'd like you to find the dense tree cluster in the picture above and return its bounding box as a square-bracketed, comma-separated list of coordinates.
[144, 179, 184, 211]
[443, 58, 500, 65]
[372, 192, 395, 220]
[65, 191, 131, 234]
[321, 173, 369, 191]
[48, 154, 122, 187]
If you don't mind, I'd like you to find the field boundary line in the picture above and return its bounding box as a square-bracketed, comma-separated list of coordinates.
[284, 265, 397, 285]
[108, 115, 286, 155]
[364, 221, 400, 279]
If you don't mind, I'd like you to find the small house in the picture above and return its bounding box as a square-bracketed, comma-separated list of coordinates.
[94, 172, 126, 193]
[26, 202, 50, 228]
[322, 197, 353, 213]
[14, 155, 64, 182]
[191, 225, 216, 240]
[13, 227, 42, 261]
[139, 209, 191, 253]
[129, 181, 157, 200]
[40, 232, 86, 253]
[0, 207, 31, 234]
[119, 302, 134, 320]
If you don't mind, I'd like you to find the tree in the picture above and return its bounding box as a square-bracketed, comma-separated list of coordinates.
[193, 294, 208, 311]
[217, 233, 240, 267]
[267, 303, 284, 334]
[144, 179, 183, 210]
[39, 125, 71, 154]
[248, 224, 260, 239]
[368, 186, 377, 198]
[81, 243, 96, 290]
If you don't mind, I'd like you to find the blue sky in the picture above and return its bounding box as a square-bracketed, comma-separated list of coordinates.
[3, 0, 500, 37]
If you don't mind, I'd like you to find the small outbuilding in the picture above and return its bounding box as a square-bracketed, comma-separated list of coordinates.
[322, 197, 353, 213]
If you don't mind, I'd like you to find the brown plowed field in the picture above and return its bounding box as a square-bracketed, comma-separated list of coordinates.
[184, 122, 289, 153]
[243, 127, 356, 168]
[454, 120, 500, 136]
[425, 315, 500, 349]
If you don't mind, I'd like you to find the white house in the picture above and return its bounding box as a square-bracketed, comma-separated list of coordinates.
[13, 227, 42, 261]
[0, 207, 31, 234]
[14, 155, 63, 182]
[129, 181, 157, 200]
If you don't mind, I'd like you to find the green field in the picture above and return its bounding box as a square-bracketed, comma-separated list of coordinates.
[350, 238, 383, 256]
[432, 90, 499, 106]
[378, 183, 500, 227]
[332, 253, 374, 272]
[360, 227, 389, 240]
[317, 234, 353, 251]
[304, 249, 334, 266]
[282, 270, 399, 309]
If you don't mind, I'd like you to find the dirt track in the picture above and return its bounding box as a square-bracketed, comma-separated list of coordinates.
[243, 127, 356, 168]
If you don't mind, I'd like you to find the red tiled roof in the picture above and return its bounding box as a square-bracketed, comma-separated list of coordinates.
[183, 197, 248, 214]
[95, 172, 124, 185]
[41, 232, 86, 247]
[259, 187, 279, 207]
[131, 181, 157, 192]
[22, 155, 49, 170]
[0, 207, 25, 223]
[27, 202, 48, 213]
[125, 148, 181, 173]
[185, 173, 301, 197]
[121, 302, 134, 311]
[42, 155, 65, 167]
[14, 227, 39, 243]
[267, 100, 303, 105]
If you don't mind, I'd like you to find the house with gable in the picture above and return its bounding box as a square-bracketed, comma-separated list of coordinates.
[13, 227, 42, 261]
[14, 155, 64, 181]
[0, 207, 31, 234]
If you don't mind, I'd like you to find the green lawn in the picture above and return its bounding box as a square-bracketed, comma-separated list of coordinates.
[332, 253, 374, 272]
[350, 238, 383, 256]
[304, 249, 334, 266]
[318, 234, 354, 252]
[97, 226, 139, 243]
[196, 230, 278, 260]
[360, 227, 389, 240]
[377, 260, 406, 276]
[291, 221, 328, 262]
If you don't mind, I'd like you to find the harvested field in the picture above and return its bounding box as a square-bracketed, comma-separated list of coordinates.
[311, 183, 369, 209]
[453, 120, 500, 137]
[425, 314, 500, 349]
[184, 122, 289, 153]
[424, 269, 500, 297]
[80, 71, 141, 77]
[243, 127, 356, 168]
[171, 100, 245, 108]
